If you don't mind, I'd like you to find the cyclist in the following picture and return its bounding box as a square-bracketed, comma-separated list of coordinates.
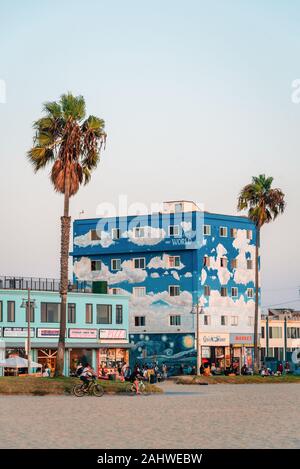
[130, 364, 143, 394]
[80, 363, 97, 392]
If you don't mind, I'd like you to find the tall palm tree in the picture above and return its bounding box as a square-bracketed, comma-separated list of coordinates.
[237, 174, 285, 373]
[28, 93, 106, 376]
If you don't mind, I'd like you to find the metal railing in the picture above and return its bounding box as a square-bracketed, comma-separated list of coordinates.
[0, 276, 93, 293]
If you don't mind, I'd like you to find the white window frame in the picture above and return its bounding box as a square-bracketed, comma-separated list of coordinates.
[220, 257, 228, 268]
[203, 255, 210, 267]
[219, 226, 228, 237]
[247, 230, 253, 240]
[231, 316, 239, 326]
[247, 259, 253, 270]
[169, 255, 180, 268]
[134, 227, 145, 238]
[111, 228, 121, 240]
[247, 288, 254, 298]
[133, 286, 146, 297]
[230, 228, 237, 238]
[91, 260, 102, 271]
[135, 316, 146, 327]
[174, 203, 183, 213]
[170, 315, 181, 326]
[203, 224, 211, 236]
[220, 287, 228, 297]
[111, 258, 121, 271]
[168, 225, 180, 237]
[231, 259, 238, 269]
[231, 287, 238, 298]
[111, 288, 121, 295]
[133, 257, 146, 269]
[204, 285, 211, 296]
[203, 315, 211, 326]
[91, 229, 101, 241]
[169, 285, 180, 297]
[221, 315, 228, 326]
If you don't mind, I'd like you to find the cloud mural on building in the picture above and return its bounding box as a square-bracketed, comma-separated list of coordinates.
[147, 254, 185, 270]
[122, 226, 166, 246]
[74, 230, 114, 248]
[73, 257, 147, 284]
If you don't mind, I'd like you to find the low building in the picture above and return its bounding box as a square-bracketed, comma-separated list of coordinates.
[260, 309, 300, 362]
[0, 276, 130, 376]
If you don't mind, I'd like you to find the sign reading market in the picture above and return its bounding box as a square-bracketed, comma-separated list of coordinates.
[68, 329, 97, 339]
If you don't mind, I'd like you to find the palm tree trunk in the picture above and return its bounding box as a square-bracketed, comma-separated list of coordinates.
[253, 226, 260, 374]
[55, 170, 71, 377]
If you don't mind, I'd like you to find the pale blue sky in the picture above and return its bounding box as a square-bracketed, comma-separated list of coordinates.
[0, 0, 299, 310]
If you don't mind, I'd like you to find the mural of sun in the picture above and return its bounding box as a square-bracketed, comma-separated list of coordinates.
[182, 335, 194, 349]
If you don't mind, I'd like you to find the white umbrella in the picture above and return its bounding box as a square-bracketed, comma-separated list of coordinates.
[0, 357, 42, 368]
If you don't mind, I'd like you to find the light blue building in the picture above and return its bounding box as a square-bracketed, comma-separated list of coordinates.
[72, 201, 259, 373]
[0, 277, 130, 376]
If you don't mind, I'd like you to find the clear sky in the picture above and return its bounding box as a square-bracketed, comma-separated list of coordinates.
[0, 0, 299, 311]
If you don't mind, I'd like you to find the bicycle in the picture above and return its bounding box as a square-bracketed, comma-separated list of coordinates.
[73, 377, 104, 397]
[125, 379, 150, 396]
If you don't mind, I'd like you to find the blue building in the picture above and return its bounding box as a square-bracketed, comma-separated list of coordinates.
[72, 201, 259, 373]
[0, 276, 130, 376]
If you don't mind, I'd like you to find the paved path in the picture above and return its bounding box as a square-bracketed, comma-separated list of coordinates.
[0, 382, 299, 449]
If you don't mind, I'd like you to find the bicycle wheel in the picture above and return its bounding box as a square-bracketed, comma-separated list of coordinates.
[73, 384, 85, 397]
[140, 383, 150, 396]
[125, 383, 135, 395]
[93, 384, 104, 397]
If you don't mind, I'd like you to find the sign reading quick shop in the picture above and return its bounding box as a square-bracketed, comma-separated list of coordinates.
[199, 334, 229, 346]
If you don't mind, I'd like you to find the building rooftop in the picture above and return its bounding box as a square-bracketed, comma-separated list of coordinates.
[0, 276, 93, 294]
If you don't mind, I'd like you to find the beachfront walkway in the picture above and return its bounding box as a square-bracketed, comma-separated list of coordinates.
[0, 382, 299, 449]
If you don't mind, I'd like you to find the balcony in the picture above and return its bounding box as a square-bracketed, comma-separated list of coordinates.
[0, 276, 93, 293]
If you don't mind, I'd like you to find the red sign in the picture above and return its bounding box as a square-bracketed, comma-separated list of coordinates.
[99, 329, 127, 340]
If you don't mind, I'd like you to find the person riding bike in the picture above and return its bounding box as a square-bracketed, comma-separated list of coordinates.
[79, 363, 97, 392]
[130, 364, 143, 394]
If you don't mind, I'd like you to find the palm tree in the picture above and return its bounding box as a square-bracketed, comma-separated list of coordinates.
[237, 174, 285, 373]
[28, 93, 106, 376]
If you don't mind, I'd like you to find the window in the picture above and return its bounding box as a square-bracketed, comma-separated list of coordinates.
[68, 303, 76, 324]
[111, 288, 121, 295]
[261, 326, 265, 339]
[25, 303, 35, 323]
[204, 315, 211, 326]
[41, 303, 60, 323]
[220, 257, 228, 268]
[91, 260, 102, 271]
[174, 203, 183, 212]
[231, 316, 238, 326]
[231, 287, 238, 298]
[203, 225, 211, 236]
[219, 226, 227, 237]
[133, 287, 146, 297]
[248, 316, 254, 326]
[169, 285, 180, 297]
[247, 259, 253, 270]
[221, 315, 228, 326]
[247, 230, 253, 240]
[116, 305, 123, 324]
[96, 305, 112, 324]
[287, 327, 300, 339]
[133, 258, 145, 269]
[170, 315, 181, 326]
[134, 227, 145, 238]
[111, 259, 121, 271]
[203, 256, 210, 267]
[169, 225, 179, 237]
[7, 301, 15, 322]
[220, 287, 228, 297]
[204, 285, 211, 296]
[112, 228, 121, 240]
[169, 256, 180, 268]
[231, 259, 238, 269]
[230, 228, 237, 238]
[269, 327, 282, 339]
[247, 288, 254, 298]
[91, 229, 101, 241]
[85, 304, 93, 324]
[135, 316, 145, 327]
[0, 301, 2, 322]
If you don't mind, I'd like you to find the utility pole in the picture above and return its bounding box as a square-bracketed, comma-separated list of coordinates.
[192, 300, 203, 376]
[27, 289, 31, 375]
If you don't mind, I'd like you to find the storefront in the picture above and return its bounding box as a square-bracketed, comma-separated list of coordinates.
[97, 329, 130, 375]
[230, 333, 254, 372]
[199, 333, 230, 370]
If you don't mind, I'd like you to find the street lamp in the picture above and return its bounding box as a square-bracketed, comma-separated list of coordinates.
[21, 290, 36, 375]
[191, 301, 204, 376]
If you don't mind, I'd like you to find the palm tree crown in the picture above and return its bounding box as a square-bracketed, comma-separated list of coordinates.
[27, 92, 106, 194]
[237, 174, 285, 227]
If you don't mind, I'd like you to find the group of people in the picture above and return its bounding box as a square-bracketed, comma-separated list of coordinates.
[260, 361, 290, 376]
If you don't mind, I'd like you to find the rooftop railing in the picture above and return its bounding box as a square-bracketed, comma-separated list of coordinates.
[0, 276, 93, 293]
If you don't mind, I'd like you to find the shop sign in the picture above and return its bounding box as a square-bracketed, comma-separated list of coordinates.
[230, 333, 254, 346]
[201, 346, 211, 358]
[68, 329, 97, 339]
[199, 334, 229, 346]
[3, 327, 35, 338]
[99, 329, 127, 340]
[36, 328, 60, 338]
